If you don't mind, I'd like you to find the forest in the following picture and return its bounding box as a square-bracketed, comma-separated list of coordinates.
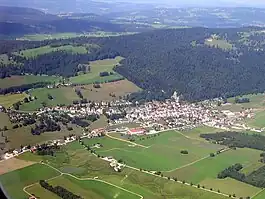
[2, 27, 265, 101]
[200, 131, 265, 151]
[217, 163, 265, 188]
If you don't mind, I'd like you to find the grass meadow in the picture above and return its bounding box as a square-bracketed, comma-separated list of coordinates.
[166, 148, 262, 198]
[0, 93, 28, 108]
[0, 75, 60, 89]
[84, 130, 223, 171]
[70, 56, 124, 85]
[15, 140, 228, 199]
[20, 87, 79, 111]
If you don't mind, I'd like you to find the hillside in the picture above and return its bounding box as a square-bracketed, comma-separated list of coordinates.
[2, 27, 265, 101]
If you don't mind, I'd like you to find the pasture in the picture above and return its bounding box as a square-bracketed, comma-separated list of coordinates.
[70, 56, 124, 85]
[17, 141, 227, 199]
[205, 38, 233, 50]
[75, 79, 141, 102]
[83, 130, 223, 171]
[0, 75, 60, 89]
[247, 110, 265, 128]
[166, 148, 262, 198]
[20, 87, 79, 111]
[0, 163, 60, 199]
[4, 125, 84, 149]
[0, 93, 28, 108]
[16, 45, 88, 58]
[218, 93, 265, 112]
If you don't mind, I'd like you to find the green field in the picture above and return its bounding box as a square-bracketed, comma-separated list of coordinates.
[20, 87, 79, 111]
[18, 32, 137, 41]
[83, 130, 223, 171]
[16, 45, 88, 58]
[0, 164, 60, 199]
[247, 110, 265, 128]
[166, 148, 262, 198]
[16, 141, 228, 199]
[0, 93, 28, 108]
[180, 126, 222, 141]
[219, 93, 265, 112]
[70, 56, 124, 84]
[0, 75, 60, 89]
[28, 175, 140, 199]
[205, 38, 233, 50]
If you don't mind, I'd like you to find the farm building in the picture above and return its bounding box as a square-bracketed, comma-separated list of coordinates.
[127, 128, 146, 135]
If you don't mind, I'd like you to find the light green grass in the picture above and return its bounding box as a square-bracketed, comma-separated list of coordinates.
[205, 38, 233, 50]
[20, 87, 79, 111]
[18, 144, 227, 199]
[200, 178, 260, 198]
[84, 130, 222, 171]
[30, 175, 140, 199]
[0, 163, 60, 199]
[0, 93, 28, 108]
[247, 110, 265, 128]
[253, 189, 265, 199]
[0, 75, 60, 89]
[219, 93, 265, 112]
[16, 45, 88, 58]
[181, 126, 222, 141]
[70, 56, 124, 84]
[166, 148, 262, 198]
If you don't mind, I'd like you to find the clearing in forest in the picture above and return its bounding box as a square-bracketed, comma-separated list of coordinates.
[70, 56, 124, 85]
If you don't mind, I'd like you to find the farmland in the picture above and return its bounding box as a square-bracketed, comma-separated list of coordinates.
[83, 130, 223, 171]
[0, 75, 60, 89]
[75, 79, 141, 102]
[70, 56, 124, 85]
[0, 93, 28, 108]
[20, 87, 79, 111]
[205, 38, 233, 50]
[16, 45, 88, 58]
[166, 148, 262, 198]
[10, 141, 228, 199]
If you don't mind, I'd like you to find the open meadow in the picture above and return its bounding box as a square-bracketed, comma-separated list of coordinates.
[75, 79, 141, 102]
[83, 130, 223, 171]
[0, 75, 60, 89]
[11, 141, 228, 199]
[205, 38, 233, 50]
[0, 93, 28, 108]
[70, 56, 124, 85]
[15, 45, 88, 58]
[166, 148, 263, 198]
[20, 87, 79, 111]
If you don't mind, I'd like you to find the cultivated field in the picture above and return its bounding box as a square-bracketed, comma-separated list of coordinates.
[84, 130, 223, 171]
[0, 158, 35, 175]
[0, 75, 60, 89]
[16, 45, 88, 58]
[13, 141, 228, 199]
[70, 56, 124, 85]
[3, 125, 84, 149]
[0, 164, 60, 199]
[20, 87, 79, 111]
[0, 93, 28, 108]
[166, 148, 262, 198]
[76, 79, 141, 102]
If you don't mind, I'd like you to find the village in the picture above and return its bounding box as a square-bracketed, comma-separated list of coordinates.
[1, 93, 259, 172]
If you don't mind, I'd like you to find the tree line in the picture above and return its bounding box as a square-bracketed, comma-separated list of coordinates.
[39, 180, 83, 199]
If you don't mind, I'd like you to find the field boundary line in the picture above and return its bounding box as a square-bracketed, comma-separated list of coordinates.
[23, 162, 143, 199]
[251, 188, 264, 199]
[106, 133, 149, 148]
[174, 129, 204, 141]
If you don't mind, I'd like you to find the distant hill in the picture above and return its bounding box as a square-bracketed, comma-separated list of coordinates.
[0, 6, 127, 36]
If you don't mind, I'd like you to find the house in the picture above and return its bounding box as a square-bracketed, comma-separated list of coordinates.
[127, 128, 146, 135]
